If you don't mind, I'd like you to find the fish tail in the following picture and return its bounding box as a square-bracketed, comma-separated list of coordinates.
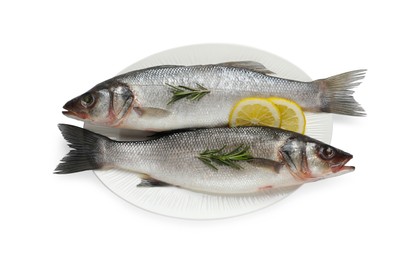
[317, 69, 366, 116]
[54, 124, 109, 174]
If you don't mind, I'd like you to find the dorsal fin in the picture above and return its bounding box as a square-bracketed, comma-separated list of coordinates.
[217, 61, 276, 75]
[118, 61, 276, 77]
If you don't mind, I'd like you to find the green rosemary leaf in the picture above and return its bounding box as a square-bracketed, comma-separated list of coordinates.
[166, 83, 210, 105]
[197, 145, 253, 170]
[198, 156, 218, 171]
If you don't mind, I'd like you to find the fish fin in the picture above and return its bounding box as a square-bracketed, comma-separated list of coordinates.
[133, 107, 143, 116]
[125, 65, 181, 75]
[317, 69, 366, 116]
[217, 61, 276, 75]
[55, 124, 110, 174]
[137, 175, 173, 188]
[133, 107, 171, 118]
[248, 158, 284, 173]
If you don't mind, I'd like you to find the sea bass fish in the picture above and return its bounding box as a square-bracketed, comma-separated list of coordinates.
[55, 124, 354, 194]
[62, 62, 366, 131]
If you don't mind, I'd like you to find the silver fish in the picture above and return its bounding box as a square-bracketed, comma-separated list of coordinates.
[62, 61, 366, 131]
[55, 124, 354, 194]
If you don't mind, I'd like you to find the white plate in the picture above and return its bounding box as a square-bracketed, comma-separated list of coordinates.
[86, 44, 333, 219]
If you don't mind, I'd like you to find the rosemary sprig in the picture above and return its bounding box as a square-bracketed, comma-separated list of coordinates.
[197, 145, 253, 170]
[166, 83, 210, 105]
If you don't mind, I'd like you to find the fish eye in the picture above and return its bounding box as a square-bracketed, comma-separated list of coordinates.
[81, 93, 95, 108]
[319, 146, 336, 160]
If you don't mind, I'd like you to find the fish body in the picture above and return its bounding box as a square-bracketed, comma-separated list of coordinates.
[63, 62, 366, 131]
[55, 124, 354, 194]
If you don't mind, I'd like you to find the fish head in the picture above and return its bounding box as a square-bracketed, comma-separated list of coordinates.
[63, 80, 135, 126]
[280, 137, 354, 182]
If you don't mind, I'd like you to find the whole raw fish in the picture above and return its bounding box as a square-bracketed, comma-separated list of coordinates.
[55, 124, 354, 194]
[62, 62, 366, 131]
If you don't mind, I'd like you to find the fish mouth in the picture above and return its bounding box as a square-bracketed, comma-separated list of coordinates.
[63, 110, 88, 119]
[330, 155, 355, 174]
[333, 165, 355, 174]
[62, 100, 89, 120]
[62, 109, 74, 117]
[62, 109, 88, 120]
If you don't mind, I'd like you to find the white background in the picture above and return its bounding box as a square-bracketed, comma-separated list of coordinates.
[1, 1, 408, 259]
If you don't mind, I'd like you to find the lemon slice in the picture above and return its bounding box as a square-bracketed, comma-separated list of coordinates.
[268, 97, 306, 134]
[229, 98, 281, 127]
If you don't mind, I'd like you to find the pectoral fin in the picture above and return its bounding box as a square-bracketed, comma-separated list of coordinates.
[133, 107, 171, 118]
[247, 158, 284, 173]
